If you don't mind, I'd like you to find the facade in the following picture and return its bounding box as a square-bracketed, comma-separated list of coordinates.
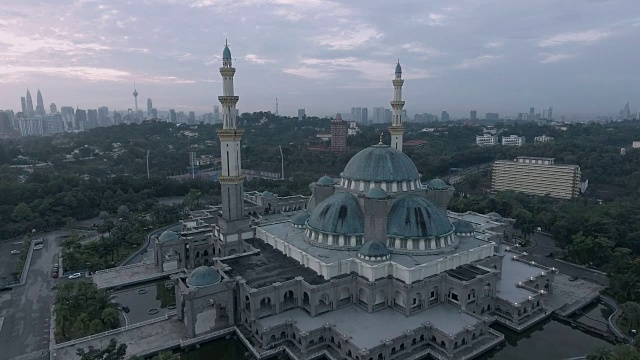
[98, 106, 110, 127]
[147, 98, 153, 117]
[361, 107, 368, 124]
[213, 106, 220, 123]
[151, 48, 559, 360]
[492, 156, 581, 199]
[470, 110, 477, 121]
[534, 135, 553, 143]
[19, 117, 44, 136]
[42, 114, 64, 134]
[50, 103, 57, 114]
[0, 111, 13, 135]
[330, 113, 348, 151]
[297, 108, 306, 119]
[169, 109, 177, 123]
[501, 135, 524, 146]
[441, 111, 450, 122]
[87, 109, 98, 129]
[476, 134, 498, 146]
[75, 109, 87, 130]
[485, 113, 499, 121]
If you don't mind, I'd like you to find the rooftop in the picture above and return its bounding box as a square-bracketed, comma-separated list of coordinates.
[221, 238, 327, 288]
[446, 264, 489, 282]
[258, 303, 480, 349]
[495, 254, 546, 303]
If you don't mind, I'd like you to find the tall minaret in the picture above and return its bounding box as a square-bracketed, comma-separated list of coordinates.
[389, 60, 405, 152]
[217, 40, 244, 221]
[133, 83, 139, 112]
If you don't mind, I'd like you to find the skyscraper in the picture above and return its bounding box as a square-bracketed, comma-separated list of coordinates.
[548, 107, 553, 120]
[151, 108, 158, 119]
[61, 106, 75, 130]
[330, 113, 348, 151]
[361, 107, 368, 124]
[188, 111, 196, 124]
[351, 107, 362, 123]
[384, 108, 392, 124]
[147, 98, 153, 117]
[87, 109, 98, 129]
[169, 109, 177, 123]
[470, 110, 477, 121]
[113, 112, 123, 125]
[373, 107, 385, 124]
[75, 109, 87, 130]
[0, 111, 13, 134]
[486, 112, 499, 121]
[529, 107, 535, 120]
[298, 108, 306, 119]
[213, 106, 220, 124]
[389, 60, 405, 151]
[36, 89, 45, 116]
[620, 102, 631, 119]
[98, 106, 110, 127]
[25, 89, 34, 117]
[441, 111, 450, 122]
[20, 97, 27, 115]
[50, 103, 57, 114]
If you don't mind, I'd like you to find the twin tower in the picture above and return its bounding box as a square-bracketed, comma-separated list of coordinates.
[216, 41, 406, 225]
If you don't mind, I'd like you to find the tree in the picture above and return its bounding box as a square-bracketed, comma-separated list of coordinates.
[587, 347, 613, 360]
[621, 301, 640, 329]
[152, 352, 175, 360]
[117, 205, 130, 218]
[11, 203, 34, 222]
[76, 338, 127, 360]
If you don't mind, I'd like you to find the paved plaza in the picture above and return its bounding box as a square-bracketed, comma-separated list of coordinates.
[92, 262, 183, 289]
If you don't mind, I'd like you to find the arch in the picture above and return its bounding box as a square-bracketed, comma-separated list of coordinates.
[447, 288, 459, 303]
[347, 350, 352, 357]
[391, 347, 397, 354]
[318, 293, 331, 313]
[536, 300, 540, 307]
[245, 295, 251, 312]
[430, 335, 436, 343]
[469, 289, 476, 300]
[195, 251, 200, 258]
[377, 354, 383, 360]
[269, 334, 276, 342]
[440, 340, 446, 349]
[358, 288, 367, 306]
[472, 333, 477, 340]
[319, 336, 325, 343]
[283, 290, 295, 310]
[375, 289, 386, 306]
[487, 304, 492, 311]
[400, 343, 405, 351]
[534, 283, 540, 290]
[454, 341, 459, 349]
[412, 338, 417, 345]
[430, 286, 439, 305]
[228, 249, 238, 256]
[203, 249, 209, 257]
[544, 279, 550, 292]
[302, 291, 311, 313]
[259, 297, 273, 317]
[412, 292, 422, 309]
[394, 291, 405, 309]
[462, 338, 467, 346]
[339, 286, 351, 306]
[280, 331, 286, 339]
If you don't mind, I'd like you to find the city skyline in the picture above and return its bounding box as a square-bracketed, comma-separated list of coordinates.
[1, 0, 639, 117]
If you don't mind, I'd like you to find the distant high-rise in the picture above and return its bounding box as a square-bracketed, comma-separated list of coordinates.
[361, 107, 368, 124]
[147, 98, 153, 117]
[87, 109, 98, 129]
[188, 111, 196, 124]
[330, 113, 348, 151]
[113, 112, 123, 125]
[20, 97, 27, 115]
[548, 107, 553, 120]
[297, 108, 306, 119]
[470, 110, 477, 121]
[151, 108, 158, 119]
[441, 111, 450, 122]
[529, 107, 535, 120]
[351, 107, 362, 123]
[18, 117, 44, 136]
[620, 102, 631, 119]
[25, 89, 34, 117]
[50, 103, 57, 114]
[98, 106, 110, 127]
[75, 109, 87, 130]
[486, 112, 499, 121]
[213, 106, 220, 124]
[169, 109, 177, 123]
[35, 89, 45, 116]
[373, 107, 385, 124]
[41, 114, 64, 134]
[0, 111, 13, 134]
[60, 106, 75, 130]
[133, 83, 139, 112]
[384, 108, 392, 123]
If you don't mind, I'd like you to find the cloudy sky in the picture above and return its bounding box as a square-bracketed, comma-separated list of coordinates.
[1, 0, 639, 118]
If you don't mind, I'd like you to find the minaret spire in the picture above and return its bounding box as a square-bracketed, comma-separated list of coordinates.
[217, 40, 244, 222]
[389, 59, 405, 151]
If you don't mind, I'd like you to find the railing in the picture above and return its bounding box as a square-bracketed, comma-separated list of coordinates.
[53, 312, 176, 349]
[93, 261, 153, 274]
[600, 294, 628, 340]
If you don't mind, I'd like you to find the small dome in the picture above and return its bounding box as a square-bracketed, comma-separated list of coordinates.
[186, 266, 221, 287]
[223, 45, 231, 59]
[486, 212, 503, 220]
[158, 230, 179, 242]
[427, 178, 449, 190]
[307, 192, 364, 235]
[342, 145, 420, 182]
[359, 240, 390, 259]
[366, 187, 388, 199]
[262, 191, 274, 197]
[317, 175, 335, 186]
[388, 195, 453, 238]
[395, 61, 402, 74]
[452, 219, 475, 234]
[290, 212, 309, 226]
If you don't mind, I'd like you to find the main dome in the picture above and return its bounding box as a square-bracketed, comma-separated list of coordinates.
[388, 194, 453, 239]
[186, 266, 222, 287]
[307, 192, 364, 235]
[341, 144, 420, 182]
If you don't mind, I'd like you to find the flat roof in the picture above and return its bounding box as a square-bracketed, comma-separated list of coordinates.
[221, 238, 328, 288]
[258, 304, 480, 349]
[446, 264, 489, 282]
[257, 220, 491, 269]
[495, 253, 546, 303]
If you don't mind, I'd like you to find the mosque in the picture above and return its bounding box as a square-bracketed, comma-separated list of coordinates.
[154, 42, 557, 360]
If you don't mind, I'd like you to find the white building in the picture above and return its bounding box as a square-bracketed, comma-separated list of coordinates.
[632, 141, 640, 149]
[347, 121, 360, 136]
[534, 135, 553, 143]
[501, 135, 525, 146]
[476, 134, 498, 146]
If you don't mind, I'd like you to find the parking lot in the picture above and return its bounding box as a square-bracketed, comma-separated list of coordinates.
[0, 239, 27, 286]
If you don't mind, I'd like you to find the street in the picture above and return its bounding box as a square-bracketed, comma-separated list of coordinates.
[0, 231, 64, 360]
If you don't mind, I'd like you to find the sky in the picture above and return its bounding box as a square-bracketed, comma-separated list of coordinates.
[1, 0, 639, 118]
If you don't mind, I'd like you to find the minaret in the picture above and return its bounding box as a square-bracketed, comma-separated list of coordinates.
[133, 83, 139, 112]
[389, 60, 405, 152]
[217, 40, 244, 221]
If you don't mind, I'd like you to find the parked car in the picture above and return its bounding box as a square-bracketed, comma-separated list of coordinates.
[68, 273, 82, 279]
[568, 276, 579, 282]
[10, 250, 20, 255]
[51, 272, 58, 278]
[33, 238, 44, 245]
[34, 245, 44, 250]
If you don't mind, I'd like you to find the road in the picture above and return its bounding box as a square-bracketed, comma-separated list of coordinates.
[0, 231, 64, 360]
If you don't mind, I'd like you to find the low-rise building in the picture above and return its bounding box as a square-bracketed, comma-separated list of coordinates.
[476, 134, 498, 146]
[492, 156, 581, 199]
[534, 135, 553, 143]
[501, 135, 525, 146]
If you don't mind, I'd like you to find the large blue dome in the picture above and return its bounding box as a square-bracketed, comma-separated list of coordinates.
[388, 195, 453, 238]
[158, 230, 179, 242]
[341, 144, 420, 182]
[186, 266, 221, 287]
[307, 192, 364, 235]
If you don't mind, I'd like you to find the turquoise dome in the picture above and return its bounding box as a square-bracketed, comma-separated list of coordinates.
[486, 212, 503, 220]
[395, 61, 402, 74]
[388, 195, 453, 238]
[359, 240, 390, 258]
[452, 219, 475, 234]
[262, 191, 275, 197]
[342, 145, 420, 182]
[158, 230, 179, 242]
[317, 175, 335, 186]
[427, 178, 449, 190]
[290, 212, 310, 226]
[307, 192, 364, 235]
[186, 266, 221, 287]
[223, 45, 231, 59]
[366, 187, 388, 199]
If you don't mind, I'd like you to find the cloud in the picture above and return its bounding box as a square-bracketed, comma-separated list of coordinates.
[539, 53, 575, 64]
[0, 65, 130, 82]
[283, 67, 332, 79]
[485, 41, 503, 48]
[538, 29, 611, 47]
[244, 54, 274, 64]
[315, 25, 382, 50]
[453, 55, 502, 69]
[413, 13, 447, 26]
[287, 57, 431, 82]
[401, 42, 443, 57]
